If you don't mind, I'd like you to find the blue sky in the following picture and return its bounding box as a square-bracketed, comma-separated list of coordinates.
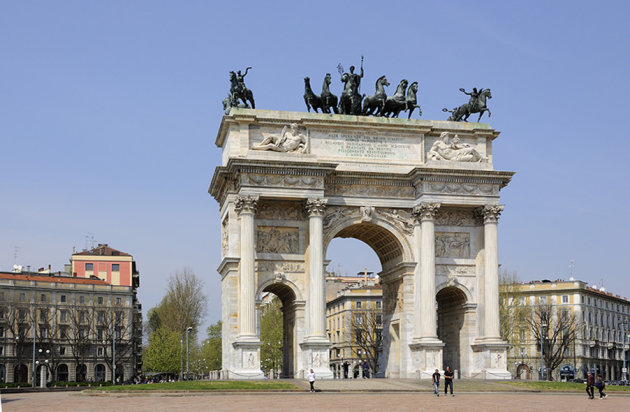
[1, 1, 629, 331]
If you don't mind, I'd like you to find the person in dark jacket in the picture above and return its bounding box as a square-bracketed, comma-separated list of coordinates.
[585, 372, 594, 399]
[595, 374, 607, 398]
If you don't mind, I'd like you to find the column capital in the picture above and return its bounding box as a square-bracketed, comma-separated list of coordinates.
[412, 202, 441, 223]
[478, 205, 504, 224]
[235, 195, 259, 215]
[305, 198, 328, 217]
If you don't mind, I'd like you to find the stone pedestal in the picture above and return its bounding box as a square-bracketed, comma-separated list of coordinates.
[410, 341, 445, 379]
[231, 341, 264, 379]
[300, 340, 334, 379]
[470, 341, 511, 380]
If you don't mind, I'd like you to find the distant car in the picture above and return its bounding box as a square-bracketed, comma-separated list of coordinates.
[559, 365, 575, 380]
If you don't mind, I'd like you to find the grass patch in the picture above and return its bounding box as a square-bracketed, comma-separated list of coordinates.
[89, 380, 300, 391]
[502, 381, 630, 392]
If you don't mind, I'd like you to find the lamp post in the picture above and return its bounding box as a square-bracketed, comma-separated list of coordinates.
[112, 327, 116, 385]
[623, 321, 628, 386]
[180, 338, 183, 381]
[36, 348, 50, 388]
[31, 316, 36, 388]
[186, 327, 192, 380]
[540, 322, 547, 381]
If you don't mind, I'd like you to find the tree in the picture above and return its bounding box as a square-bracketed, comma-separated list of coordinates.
[155, 268, 208, 338]
[499, 270, 530, 358]
[260, 297, 282, 374]
[143, 328, 182, 374]
[351, 307, 382, 375]
[67, 305, 94, 380]
[527, 304, 578, 380]
[201, 321, 222, 371]
[100, 306, 135, 381]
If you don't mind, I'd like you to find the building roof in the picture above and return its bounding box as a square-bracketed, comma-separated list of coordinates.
[72, 244, 130, 257]
[0, 271, 109, 285]
[510, 279, 630, 303]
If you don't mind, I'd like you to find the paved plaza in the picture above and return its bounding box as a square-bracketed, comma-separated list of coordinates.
[2, 388, 627, 412]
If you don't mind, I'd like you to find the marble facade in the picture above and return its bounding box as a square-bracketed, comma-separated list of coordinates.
[209, 109, 514, 379]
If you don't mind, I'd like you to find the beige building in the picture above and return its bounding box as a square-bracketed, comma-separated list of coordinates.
[503, 279, 630, 381]
[0, 254, 142, 384]
[326, 274, 382, 378]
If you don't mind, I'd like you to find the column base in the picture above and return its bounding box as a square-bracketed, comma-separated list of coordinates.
[230, 339, 264, 380]
[470, 339, 510, 380]
[300, 339, 333, 379]
[410, 338, 444, 379]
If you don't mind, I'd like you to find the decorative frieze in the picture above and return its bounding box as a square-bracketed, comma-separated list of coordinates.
[426, 182, 498, 195]
[241, 174, 322, 189]
[256, 226, 299, 254]
[435, 232, 470, 258]
[257, 200, 304, 220]
[435, 209, 479, 226]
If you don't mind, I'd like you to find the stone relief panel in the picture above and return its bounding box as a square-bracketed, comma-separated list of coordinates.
[257, 200, 304, 220]
[323, 206, 360, 231]
[221, 217, 228, 256]
[251, 123, 309, 153]
[256, 226, 299, 254]
[427, 132, 486, 162]
[256, 260, 305, 274]
[241, 173, 323, 189]
[435, 232, 470, 258]
[383, 280, 404, 315]
[378, 208, 414, 235]
[435, 209, 480, 227]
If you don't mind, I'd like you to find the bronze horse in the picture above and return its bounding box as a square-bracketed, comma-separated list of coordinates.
[229, 71, 255, 109]
[362, 75, 390, 116]
[381, 79, 408, 118]
[303, 77, 324, 113]
[320, 73, 338, 114]
[405, 82, 422, 119]
[443, 88, 492, 122]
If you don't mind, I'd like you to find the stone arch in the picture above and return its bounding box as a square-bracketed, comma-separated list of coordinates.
[323, 213, 413, 270]
[436, 285, 469, 375]
[257, 281, 303, 378]
[13, 364, 28, 383]
[435, 281, 474, 304]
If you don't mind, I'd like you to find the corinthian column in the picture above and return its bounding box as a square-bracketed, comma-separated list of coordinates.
[480, 205, 504, 340]
[235, 195, 258, 339]
[305, 198, 328, 340]
[413, 202, 441, 340]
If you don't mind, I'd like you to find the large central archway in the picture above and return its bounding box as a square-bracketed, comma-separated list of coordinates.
[324, 214, 414, 378]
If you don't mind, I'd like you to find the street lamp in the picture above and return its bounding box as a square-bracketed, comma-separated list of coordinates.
[36, 348, 50, 388]
[186, 327, 192, 380]
[32, 317, 36, 388]
[622, 321, 628, 385]
[180, 338, 183, 381]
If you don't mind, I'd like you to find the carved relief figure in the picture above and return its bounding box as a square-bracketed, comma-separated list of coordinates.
[247, 352, 255, 368]
[256, 226, 299, 254]
[435, 232, 470, 258]
[427, 132, 484, 162]
[257, 201, 303, 220]
[360, 206, 375, 222]
[252, 123, 309, 153]
[379, 208, 414, 235]
[221, 218, 229, 256]
[435, 209, 478, 226]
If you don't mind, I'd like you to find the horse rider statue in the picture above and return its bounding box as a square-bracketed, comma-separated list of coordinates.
[227, 67, 256, 110]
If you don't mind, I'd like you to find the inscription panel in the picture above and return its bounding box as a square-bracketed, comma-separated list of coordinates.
[310, 130, 422, 162]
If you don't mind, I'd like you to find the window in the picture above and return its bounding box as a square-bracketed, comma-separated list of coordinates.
[40, 308, 48, 320]
[562, 295, 569, 303]
[60, 326, 69, 339]
[59, 309, 68, 322]
[0, 347, 3, 356]
[115, 297, 122, 305]
[112, 264, 120, 271]
[356, 330, 363, 344]
[79, 295, 85, 304]
[19, 292, 26, 302]
[60, 295, 67, 303]
[376, 314, 382, 325]
[581, 296, 585, 304]
[539, 296, 547, 304]
[97, 311, 105, 323]
[59, 346, 66, 355]
[79, 311, 87, 324]
[97, 347, 103, 356]
[40, 326, 48, 338]
[0, 327, 4, 337]
[97, 296, 104, 305]
[0, 308, 5, 319]
[18, 326, 27, 339]
[18, 309, 27, 321]
[561, 310, 570, 321]
[356, 301, 362, 309]
[376, 301, 382, 309]
[115, 311, 123, 323]
[519, 329, 526, 340]
[356, 314, 363, 325]
[85, 263, 93, 271]
[40, 294, 47, 303]
[97, 328, 104, 340]
[79, 328, 87, 339]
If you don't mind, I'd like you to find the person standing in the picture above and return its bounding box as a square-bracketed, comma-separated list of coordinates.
[432, 369, 441, 396]
[595, 374, 607, 399]
[585, 372, 594, 399]
[308, 369, 316, 393]
[444, 366, 454, 396]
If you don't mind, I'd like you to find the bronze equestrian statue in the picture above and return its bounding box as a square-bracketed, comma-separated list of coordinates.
[320, 73, 338, 114]
[303, 77, 324, 113]
[228, 67, 255, 109]
[443, 88, 492, 122]
[362, 75, 390, 116]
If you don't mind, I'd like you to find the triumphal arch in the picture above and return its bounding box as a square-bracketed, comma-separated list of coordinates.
[209, 109, 514, 380]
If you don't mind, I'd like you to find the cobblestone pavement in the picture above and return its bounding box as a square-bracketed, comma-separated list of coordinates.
[2, 390, 627, 412]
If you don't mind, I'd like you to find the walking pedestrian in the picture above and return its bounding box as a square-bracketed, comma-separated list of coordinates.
[363, 360, 370, 379]
[595, 374, 607, 399]
[432, 368, 441, 396]
[308, 369, 316, 392]
[585, 372, 594, 399]
[444, 365, 454, 396]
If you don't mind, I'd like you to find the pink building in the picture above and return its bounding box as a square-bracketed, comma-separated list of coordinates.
[71, 244, 139, 288]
